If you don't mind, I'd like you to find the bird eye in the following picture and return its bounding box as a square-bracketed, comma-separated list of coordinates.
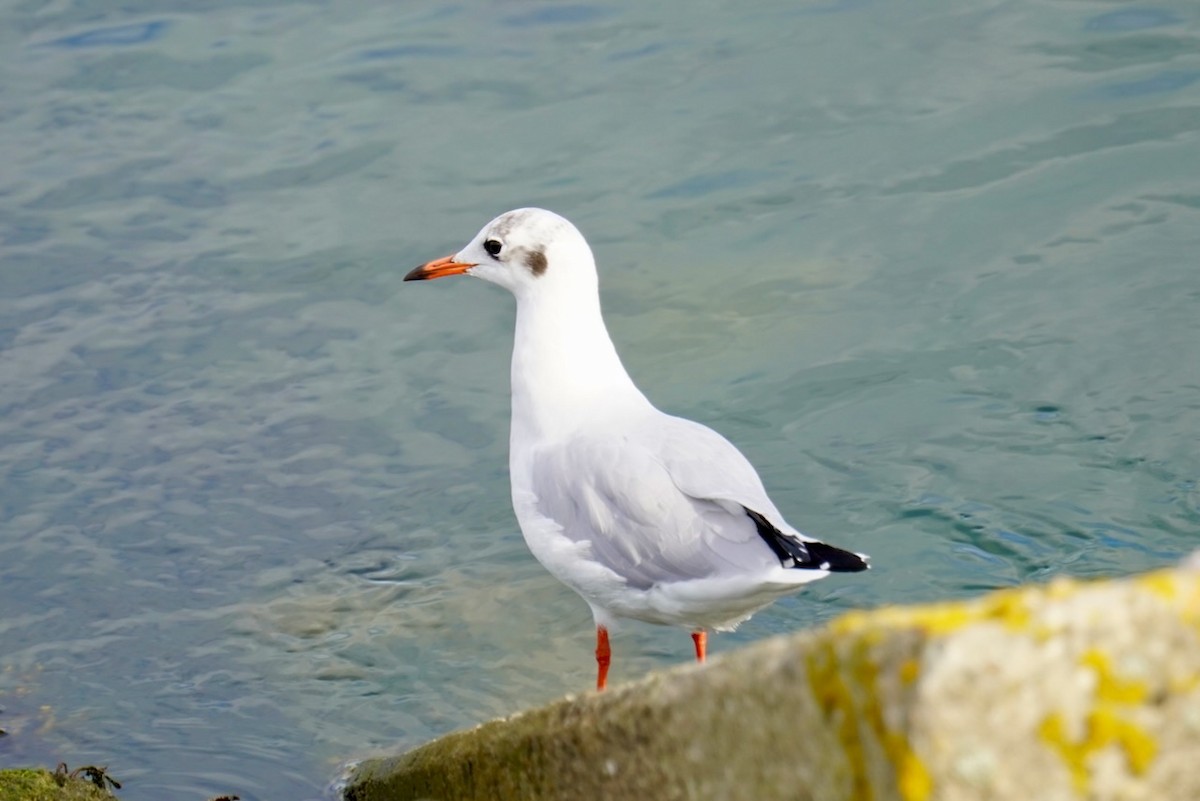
[484, 239, 502, 258]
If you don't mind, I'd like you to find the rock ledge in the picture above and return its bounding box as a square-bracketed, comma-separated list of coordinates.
[345, 565, 1200, 801]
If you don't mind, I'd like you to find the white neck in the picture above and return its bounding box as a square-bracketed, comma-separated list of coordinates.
[509, 285, 649, 446]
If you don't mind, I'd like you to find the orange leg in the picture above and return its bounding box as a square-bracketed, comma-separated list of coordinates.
[691, 630, 707, 663]
[595, 625, 611, 691]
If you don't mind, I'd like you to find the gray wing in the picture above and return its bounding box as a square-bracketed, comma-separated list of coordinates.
[527, 415, 789, 589]
[651, 414, 795, 529]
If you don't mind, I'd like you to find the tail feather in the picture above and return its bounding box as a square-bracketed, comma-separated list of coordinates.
[745, 508, 869, 573]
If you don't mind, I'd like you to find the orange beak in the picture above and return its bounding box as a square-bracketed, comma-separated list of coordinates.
[404, 254, 475, 282]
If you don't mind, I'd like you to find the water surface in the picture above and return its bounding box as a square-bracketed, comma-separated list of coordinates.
[1, 1, 1198, 798]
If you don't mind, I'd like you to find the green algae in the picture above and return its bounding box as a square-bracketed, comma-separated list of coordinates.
[0, 768, 116, 801]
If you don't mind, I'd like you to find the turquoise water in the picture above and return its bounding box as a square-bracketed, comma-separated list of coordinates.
[1, 1, 1198, 798]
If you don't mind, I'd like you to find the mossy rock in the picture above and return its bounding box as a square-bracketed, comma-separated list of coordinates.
[345, 564, 1200, 801]
[0, 768, 117, 801]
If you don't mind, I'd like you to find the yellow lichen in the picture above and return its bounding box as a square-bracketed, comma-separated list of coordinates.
[1082, 649, 1148, 705]
[805, 642, 872, 800]
[1039, 650, 1159, 792]
[1092, 709, 1157, 774]
[810, 570, 1200, 800]
[891, 733, 932, 801]
[1134, 568, 1200, 633]
[1039, 712, 1087, 791]
[1179, 578, 1200, 632]
[804, 632, 932, 801]
[1040, 707, 1158, 792]
[830, 584, 1034, 640]
[1135, 570, 1178, 602]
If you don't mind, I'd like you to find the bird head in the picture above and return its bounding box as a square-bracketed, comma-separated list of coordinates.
[406, 208, 597, 299]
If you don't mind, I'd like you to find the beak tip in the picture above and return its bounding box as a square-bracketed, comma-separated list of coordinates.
[405, 254, 473, 282]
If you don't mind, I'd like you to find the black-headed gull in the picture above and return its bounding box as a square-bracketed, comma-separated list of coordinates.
[406, 208, 869, 690]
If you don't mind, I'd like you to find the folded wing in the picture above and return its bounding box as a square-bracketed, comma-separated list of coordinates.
[528, 414, 813, 589]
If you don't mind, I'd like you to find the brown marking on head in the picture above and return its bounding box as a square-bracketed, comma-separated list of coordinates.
[526, 247, 548, 276]
[490, 209, 533, 240]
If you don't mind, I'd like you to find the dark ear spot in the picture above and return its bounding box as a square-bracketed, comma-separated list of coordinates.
[526, 247, 547, 276]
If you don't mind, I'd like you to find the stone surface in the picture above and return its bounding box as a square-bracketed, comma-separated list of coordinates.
[344, 564, 1200, 801]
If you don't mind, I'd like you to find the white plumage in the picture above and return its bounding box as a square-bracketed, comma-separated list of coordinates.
[406, 208, 868, 689]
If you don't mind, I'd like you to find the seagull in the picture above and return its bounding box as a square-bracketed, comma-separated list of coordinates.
[405, 208, 869, 690]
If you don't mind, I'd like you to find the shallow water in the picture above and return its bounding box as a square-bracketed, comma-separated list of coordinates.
[1, 1, 1198, 798]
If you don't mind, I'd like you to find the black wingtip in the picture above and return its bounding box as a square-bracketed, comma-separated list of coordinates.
[803, 539, 871, 572]
[745, 508, 870, 573]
